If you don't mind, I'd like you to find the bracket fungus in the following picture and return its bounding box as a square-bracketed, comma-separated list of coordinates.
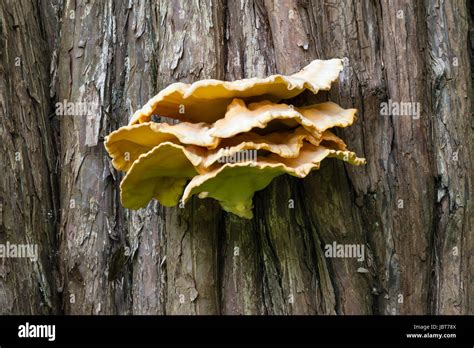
[129, 58, 343, 124]
[105, 59, 366, 219]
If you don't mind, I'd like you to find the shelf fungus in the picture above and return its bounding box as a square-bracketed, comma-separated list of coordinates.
[105, 59, 366, 218]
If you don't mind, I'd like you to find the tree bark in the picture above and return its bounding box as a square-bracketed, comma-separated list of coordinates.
[0, 0, 60, 314]
[0, 0, 472, 315]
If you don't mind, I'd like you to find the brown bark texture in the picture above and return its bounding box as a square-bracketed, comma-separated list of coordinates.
[0, 0, 472, 315]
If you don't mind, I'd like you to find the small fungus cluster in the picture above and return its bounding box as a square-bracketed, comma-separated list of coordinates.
[105, 59, 365, 218]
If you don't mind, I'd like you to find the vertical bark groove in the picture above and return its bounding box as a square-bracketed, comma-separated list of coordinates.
[0, 0, 60, 314]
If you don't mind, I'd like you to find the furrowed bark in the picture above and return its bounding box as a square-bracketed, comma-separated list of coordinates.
[117, 0, 167, 315]
[57, 0, 131, 314]
[0, 0, 60, 314]
[425, 0, 473, 314]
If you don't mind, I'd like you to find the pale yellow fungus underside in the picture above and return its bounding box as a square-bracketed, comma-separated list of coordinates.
[183, 129, 346, 174]
[120, 142, 198, 210]
[182, 144, 366, 218]
[119, 131, 350, 209]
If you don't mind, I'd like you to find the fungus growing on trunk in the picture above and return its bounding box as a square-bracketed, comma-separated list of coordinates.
[105, 59, 366, 218]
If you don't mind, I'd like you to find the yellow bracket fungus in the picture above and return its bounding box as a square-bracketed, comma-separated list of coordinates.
[105, 99, 355, 171]
[119, 142, 199, 209]
[105, 59, 366, 219]
[182, 144, 364, 219]
[211, 99, 356, 139]
[129, 59, 343, 124]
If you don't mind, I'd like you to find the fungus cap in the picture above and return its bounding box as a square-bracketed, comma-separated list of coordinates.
[105, 121, 216, 172]
[211, 99, 356, 139]
[129, 59, 343, 124]
[182, 143, 366, 218]
[106, 99, 355, 172]
[120, 142, 199, 209]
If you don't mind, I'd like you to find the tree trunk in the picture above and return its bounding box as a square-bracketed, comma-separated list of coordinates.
[0, 0, 60, 314]
[0, 0, 472, 315]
